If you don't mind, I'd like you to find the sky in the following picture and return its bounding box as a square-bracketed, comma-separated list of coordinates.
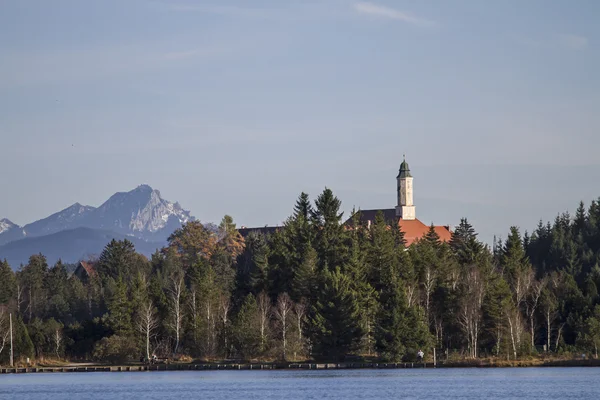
[0, 0, 599, 245]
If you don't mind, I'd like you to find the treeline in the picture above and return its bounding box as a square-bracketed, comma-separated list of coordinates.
[2, 189, 600, 365]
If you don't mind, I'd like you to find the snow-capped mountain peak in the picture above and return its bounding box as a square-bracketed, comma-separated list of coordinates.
[0, 218, 18, 234]
[85, 184, 194, 240]
[0, 218, 26, 246]
[127, 186, 191, 233]
[0, 185, 195, 246]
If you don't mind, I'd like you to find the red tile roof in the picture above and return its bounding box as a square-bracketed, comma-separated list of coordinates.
[79, 261, 97, 277]
[344, 209, 451, 247]
[398, 218, 451, 246]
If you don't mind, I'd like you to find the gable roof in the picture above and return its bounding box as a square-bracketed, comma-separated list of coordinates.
[76, 260, 97, 278]
[398, 218, 451, 246]
[344, 208, 451, 246]
[346, 208, 398, 226]
[237, 226, 280, 238]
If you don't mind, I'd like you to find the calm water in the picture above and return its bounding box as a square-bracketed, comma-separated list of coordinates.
[1, 368, 599, 399]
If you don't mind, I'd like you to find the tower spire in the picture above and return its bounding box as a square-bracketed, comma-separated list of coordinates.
[396, 156, 415, 219]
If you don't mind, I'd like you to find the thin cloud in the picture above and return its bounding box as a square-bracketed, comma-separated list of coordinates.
[557, 34, 588, 50]
[163, 49, 199, 60]
[513, 33, 588, 51]
[353, 2, 435, 27]
[168, 3, 278, 19]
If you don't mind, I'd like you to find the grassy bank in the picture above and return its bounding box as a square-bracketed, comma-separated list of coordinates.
[3, 357, 600, 373]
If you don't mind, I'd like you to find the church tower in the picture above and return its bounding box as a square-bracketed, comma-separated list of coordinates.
[395, 156, 416, 220]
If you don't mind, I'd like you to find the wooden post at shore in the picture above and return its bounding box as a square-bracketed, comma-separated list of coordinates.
[433, 348, 436, 367]
[9, 313, 14, 368]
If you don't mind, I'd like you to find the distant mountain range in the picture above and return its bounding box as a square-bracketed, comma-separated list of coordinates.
[0, 185, 194, 268]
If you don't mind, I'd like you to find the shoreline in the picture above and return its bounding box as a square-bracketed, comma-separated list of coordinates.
[2, 359, 600, 374]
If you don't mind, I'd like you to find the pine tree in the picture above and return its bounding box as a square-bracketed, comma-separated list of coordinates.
[19, 254, 48, 321]
[308, 267, 362, 360]
[423, 224, 441, 246]
[0, 260, 15, 305]
[450, 218, 484, 265]
[106, 277, 133, 337]
[365, 211, 397, 292]
[293, 192, 313, 221]
[45, 261, 70, 320]
[13, 315, 34, 360]
[97, 239, 139, 280]
[311, 188, 349, 270]
[248, 233, 270, 296]
[292, 244, 318, 303]
[232, 294, 260, 359]
[501, 227, 529, 279]
[375, 267, 431, 362]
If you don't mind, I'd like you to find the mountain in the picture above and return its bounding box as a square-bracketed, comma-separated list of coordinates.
[0, 184, 194, 245]
[23, 203, 96, 238]
[83, 184, 192, 241]
[0, 184, 195, 267]
[0, 227, 163, 269]
[0, 218, 25, 246]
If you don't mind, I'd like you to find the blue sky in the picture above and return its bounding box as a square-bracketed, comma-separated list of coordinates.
[0, 0, 599, 244]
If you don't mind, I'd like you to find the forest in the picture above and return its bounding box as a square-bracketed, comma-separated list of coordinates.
[1, 188, 600, 365]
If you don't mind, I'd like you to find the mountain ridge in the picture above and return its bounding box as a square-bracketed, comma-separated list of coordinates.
[0, 185, 195, 267]
[0, 227, 164, 268]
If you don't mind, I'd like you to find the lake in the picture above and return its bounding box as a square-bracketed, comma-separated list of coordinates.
[1, 368, 599, 399]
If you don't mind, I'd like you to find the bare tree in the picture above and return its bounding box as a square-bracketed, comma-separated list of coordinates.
[527, 276, 547, 350]
[188, 286, 201, 347]
[274, 292, 293, 360]
[218, 293, 231, 356]
[421, 265, 437, 323]
[405, 280, 418, 308]
[459, 266, 486, 358]
[204, 296, 217, 357]
[0, 306, 9, 357]
[256, 291, 272, 353]
[16, 283, 25, 315]
[53, 327, 63, 359]
[542, 291, 558, 352]
[167, 269, 185, 355]
[137, 301, 159, 362]
[295, 299, 307, 344]
[505, 266, 533, 357]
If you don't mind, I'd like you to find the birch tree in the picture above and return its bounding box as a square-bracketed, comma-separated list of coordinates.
[274, 292, 293, 360]
[167, 268, 185, 355]
[256, 291, 272, 353]
[294, 299, 307, 358]
[459, 266, 486, 358]
[0, 306, 9, 357]
[218, 293, 231, 356]
[526, 276, 547, 350]
[137, 301, 159, 362]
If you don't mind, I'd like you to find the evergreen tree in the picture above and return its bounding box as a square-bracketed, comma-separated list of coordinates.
[0, 260, 15, 305]
[292, 244, 318, 303]
[311, 188, 348, 270]
[106, 277, 133, 337]
[97, 239, 140, 280]
[365, 212, 397, 292]
[308, 267, 362, 360]
[232, 294, 260, 359]
[19, 254, 49, 321]
[501, 227, 529, 279]
[293, 192, 313, 221]
[13, 315, 34, 360]
[450, 218, 484, 265]
[423, 224, 441, 246]
[248, 233, 270, 296]
[44, 261, 70, 320]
